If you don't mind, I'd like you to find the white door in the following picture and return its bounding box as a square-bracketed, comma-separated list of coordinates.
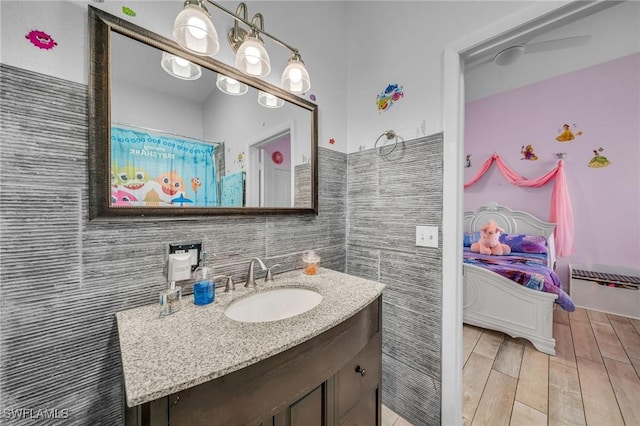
[264, 162, 291, 207]
[248, 129, 292, 207]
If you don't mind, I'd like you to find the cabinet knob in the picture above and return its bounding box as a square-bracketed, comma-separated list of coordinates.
[355, 365, 366, 377]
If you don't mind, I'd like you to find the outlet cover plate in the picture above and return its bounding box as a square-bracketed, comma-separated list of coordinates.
[416, 225, 438, 248]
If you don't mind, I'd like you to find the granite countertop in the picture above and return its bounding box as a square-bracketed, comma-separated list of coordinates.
[116, 268, 385, 407]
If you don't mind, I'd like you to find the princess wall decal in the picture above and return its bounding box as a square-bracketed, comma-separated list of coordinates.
[588, 147, 611, 168]
[555, 123, 583, 142]
[521, 144, 539, 161]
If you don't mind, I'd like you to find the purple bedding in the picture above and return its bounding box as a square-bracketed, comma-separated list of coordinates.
[463, 248, 575, 311]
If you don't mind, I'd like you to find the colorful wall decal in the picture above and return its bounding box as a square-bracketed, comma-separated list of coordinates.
[588, 147, 611, 168]
[555, 123, 583, 142]
[309, 94, 317, 102]
[235, 151, 245, 171]
[271, 151, 284, 164]
[25, 30, 57, 50]
[465, 154, 472, 168]
[329, 138, 335, 145]
[122, 6, 137, 17]
[520, 144, 538, 161]
[376, 83, 404, 112]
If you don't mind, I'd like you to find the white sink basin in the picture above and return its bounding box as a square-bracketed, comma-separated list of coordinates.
[224, 288, 323, 323]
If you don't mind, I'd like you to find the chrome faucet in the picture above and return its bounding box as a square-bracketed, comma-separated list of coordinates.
[265, 263, 281, 282]
[245, 257, 267, 288]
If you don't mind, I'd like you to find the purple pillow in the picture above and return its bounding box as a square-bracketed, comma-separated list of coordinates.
[499, 233, 548, 254]
[463, 231, 481, 247]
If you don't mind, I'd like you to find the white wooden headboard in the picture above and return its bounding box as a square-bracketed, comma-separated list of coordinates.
[464, 201, 557, 268]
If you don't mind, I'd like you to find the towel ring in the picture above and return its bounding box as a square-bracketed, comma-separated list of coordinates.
[375, 130, 398, 157]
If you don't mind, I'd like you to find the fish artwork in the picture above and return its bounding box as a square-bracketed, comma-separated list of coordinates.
[376, 83, 404, 112]
[111, 190, 138, 206]
[156, 170, 186, 197]
[191, 177, 202, 193]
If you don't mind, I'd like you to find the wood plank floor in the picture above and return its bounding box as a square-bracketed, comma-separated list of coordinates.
[463, 308, 640, 426]
[382, 404, 414, 425]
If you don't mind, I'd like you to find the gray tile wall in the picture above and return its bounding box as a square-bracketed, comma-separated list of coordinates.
[294, 162, 311, 208]
[1, 63, 445, 426]
[0, 64, 347, 425]
[346, 135, 443, 426]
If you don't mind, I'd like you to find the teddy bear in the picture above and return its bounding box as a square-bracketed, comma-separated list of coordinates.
[470, 220, 512, 255]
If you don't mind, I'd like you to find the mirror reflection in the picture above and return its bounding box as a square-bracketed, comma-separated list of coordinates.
[110, 31, 312, 209]
[87, 1, 320, 219]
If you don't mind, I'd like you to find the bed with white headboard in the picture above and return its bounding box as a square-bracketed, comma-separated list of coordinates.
[463, 202, 559, 355]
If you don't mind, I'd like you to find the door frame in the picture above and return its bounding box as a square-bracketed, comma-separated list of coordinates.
[247, 123, 293, 207]
[440, 1, 617, 424]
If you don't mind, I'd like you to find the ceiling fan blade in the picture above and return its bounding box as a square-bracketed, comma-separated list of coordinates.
[464, 55, 494, 70]
[524, 35, 592, 54]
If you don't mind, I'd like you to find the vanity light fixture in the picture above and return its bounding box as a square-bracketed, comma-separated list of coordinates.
[216, 74, 248, 95]
[173, 1, 311, 92]
[235, 14, 270, 78]
[173, 0, 220, 56]
[160, 52, 202, 80]
[281, 51, 310, 94]
[258, 90, 284, 108]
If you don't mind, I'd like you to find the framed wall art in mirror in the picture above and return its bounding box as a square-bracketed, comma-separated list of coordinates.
[88, 6, 318, 220]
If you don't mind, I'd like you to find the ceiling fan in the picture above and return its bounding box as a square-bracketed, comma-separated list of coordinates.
[469, 35, 592, 68]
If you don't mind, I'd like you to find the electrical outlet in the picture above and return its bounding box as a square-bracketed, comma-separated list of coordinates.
[416, 226, 438, 248]
[169, 242, 202, 271]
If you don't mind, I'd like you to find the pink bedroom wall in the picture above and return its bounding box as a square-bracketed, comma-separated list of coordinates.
[464, 53, 640, 286]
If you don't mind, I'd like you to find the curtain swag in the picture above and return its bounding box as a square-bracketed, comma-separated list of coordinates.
[464, 154, 574, 257]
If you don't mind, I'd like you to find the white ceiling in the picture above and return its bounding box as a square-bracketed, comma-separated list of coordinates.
[464, 0, 640, 102]
[111, 31, 220, 104]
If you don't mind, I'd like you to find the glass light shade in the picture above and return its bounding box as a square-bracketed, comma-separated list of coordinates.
[281, 57, 310, 93]
[216, 74, 248, 96]
[160, 52, 202, 80]
[173, 4, 220, 56]
[258, 91, 284, 108]
[235, 36, 270, 77]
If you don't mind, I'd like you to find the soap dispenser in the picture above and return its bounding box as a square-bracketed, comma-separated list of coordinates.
[193, 252, 215, 306]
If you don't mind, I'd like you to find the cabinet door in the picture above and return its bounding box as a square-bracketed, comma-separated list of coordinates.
[291, 385, 324, 426]
[337, 333, 381, 419]
[274, 383, 327, 426]
[339, 387, 378, 426]
[257, 417, 274, 426]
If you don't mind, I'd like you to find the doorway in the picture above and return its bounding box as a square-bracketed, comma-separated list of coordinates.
[247, 128, 293, 208]
[440, 2, 618, 424]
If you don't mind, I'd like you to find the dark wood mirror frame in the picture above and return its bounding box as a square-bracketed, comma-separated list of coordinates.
[88, 6, 318, 220]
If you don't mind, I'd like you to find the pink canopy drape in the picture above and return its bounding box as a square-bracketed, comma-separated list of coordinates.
[464, 154, 574, 256]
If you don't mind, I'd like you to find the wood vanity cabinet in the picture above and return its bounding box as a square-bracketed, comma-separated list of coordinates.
[127, 296, 382, 426]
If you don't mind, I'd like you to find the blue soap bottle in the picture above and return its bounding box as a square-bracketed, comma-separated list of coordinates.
[193, 253, 215, 306]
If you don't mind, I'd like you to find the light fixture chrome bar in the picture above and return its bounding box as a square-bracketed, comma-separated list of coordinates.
[203, 0, 299, 53]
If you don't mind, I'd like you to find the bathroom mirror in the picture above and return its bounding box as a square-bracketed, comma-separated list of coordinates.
[88, 6, 318, 219]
